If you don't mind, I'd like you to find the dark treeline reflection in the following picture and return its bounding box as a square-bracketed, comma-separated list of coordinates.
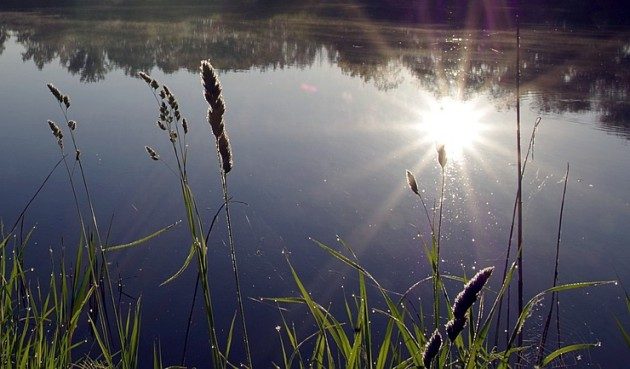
[2, 0, 629, 27]
[0, 9, 628, 137]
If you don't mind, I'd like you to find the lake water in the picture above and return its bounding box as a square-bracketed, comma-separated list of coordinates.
[0, 5, 628, 368]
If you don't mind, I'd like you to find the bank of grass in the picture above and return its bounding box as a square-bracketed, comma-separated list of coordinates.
[0, 60, 619, 369]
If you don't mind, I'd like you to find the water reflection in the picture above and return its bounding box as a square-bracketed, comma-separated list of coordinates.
[1, 9, 628, 137]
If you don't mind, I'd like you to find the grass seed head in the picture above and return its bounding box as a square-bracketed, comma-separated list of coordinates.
[423, 329, 442, 368]
[145, 146, 159, 161]
[218, 133, 233, 173]
[437, 144, 447, 169]
[47, 120, 63, 139]
[182, 118, 188, 134]
[169, 131, 178, 143]
[452, 266, 494, 320]
[150, 79, 159, 90]
[46, 83, 63, 103]
[200, 60, 223, 107]
[138, 71, 152, 84]
[68, 120, 77, 131]
[62, 95, 70, 109]
[207, 106, 225, 138]
[406, 170, 419, 195]
[445, 316, 467, 341]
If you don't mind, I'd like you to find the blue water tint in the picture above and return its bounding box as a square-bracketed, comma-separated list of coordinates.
[0, 7, 628, 368]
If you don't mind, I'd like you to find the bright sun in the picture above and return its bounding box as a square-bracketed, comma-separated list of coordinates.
[417, 97, 487, 161]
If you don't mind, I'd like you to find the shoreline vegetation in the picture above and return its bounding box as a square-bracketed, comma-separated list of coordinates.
[0, 1, 629, 28]
[1, 10, 628, 139]
[0, 55, 622, 368]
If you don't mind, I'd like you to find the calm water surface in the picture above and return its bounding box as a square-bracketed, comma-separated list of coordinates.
[0, 6, 628, 368]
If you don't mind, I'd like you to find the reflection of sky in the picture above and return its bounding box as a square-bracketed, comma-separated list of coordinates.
[1, 23, 629, 368]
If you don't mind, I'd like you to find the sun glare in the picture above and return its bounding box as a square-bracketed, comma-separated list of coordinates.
[418, 97, 487, 161]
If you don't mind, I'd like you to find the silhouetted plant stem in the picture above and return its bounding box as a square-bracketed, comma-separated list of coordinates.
[434, 167, 446, 330]
[536, 163, 569, 366]
[182, 272, 200, 366]
[494, 117, 540, 348]
[515, 12, 525, 353]
[220, 166, 253, 369]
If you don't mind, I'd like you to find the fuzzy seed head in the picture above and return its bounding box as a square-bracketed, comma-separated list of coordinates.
[406, 170, 419, 195]
[68, 120, 77, 131]
[169, 131, 178, 143]
[150, 79, 159, 90]
[207, 107, 225, 138]
[437, 144, 447, 169]
[138, 72, 152, 84]
[46, 83, 63, 103]
[201, 60, 223, 107]
[182, 118, 189, 134]
[47, 120, 63, 139]
[445, 317, 467, 342]
[145, 146, 159, 161]
[452, 267, 494, 320]
[217, 133, 233, 174]
[62, 95, 70, 109]
[422, 329, 442, 368]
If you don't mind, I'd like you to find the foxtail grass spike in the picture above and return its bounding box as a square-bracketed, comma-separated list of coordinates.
[46, 83, 63, 103]
[406, 170, 419, 195]
[452, 266, 494, 320]
[437, 144, 447, 169]
[423, 329, 442, 368]
[207, 99, 225, 138]
[218, 133, 233, 173]
[445, 316, 467, 341]
[200, 60, 223, 107]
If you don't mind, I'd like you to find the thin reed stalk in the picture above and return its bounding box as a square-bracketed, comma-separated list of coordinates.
[434, 145, 447, 330]
[536, 163, 569, 365]
[514, 12, 525, 354]
[201, 60, 253, 368]
[47, 85, 120, 355]
[493, 117, 541, 347]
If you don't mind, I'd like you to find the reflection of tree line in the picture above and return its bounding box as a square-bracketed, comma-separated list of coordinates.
[0, 11, 628, 136]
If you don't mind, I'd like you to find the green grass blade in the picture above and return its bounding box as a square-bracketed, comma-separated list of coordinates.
[105, 221, 180, 252]
[540, 343, 599, 367]
[506, 281, 615, 351]
[375, 319, 394, 369]
[224, 310, 238, 362]
[160, 241, 197, 286]
[614, 316, 630, 348]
